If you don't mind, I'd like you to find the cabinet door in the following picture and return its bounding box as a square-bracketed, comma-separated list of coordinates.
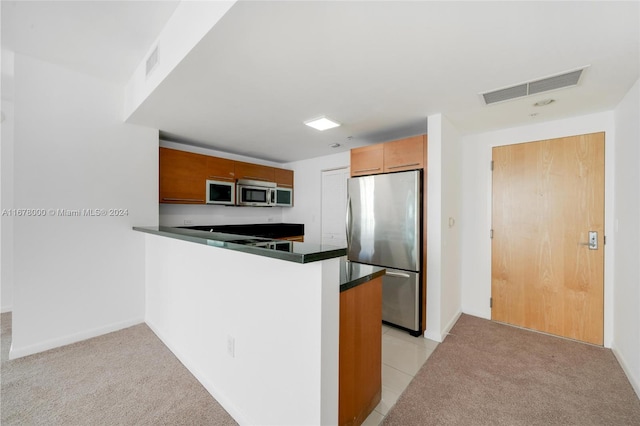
[235, 162, 275, 182]
[274, 168, 294, 187]
[159, 148, 207, 204]
[383, 135, 426, 173]
[350, 145, 383, 177]
[339, 276, 382, 425]
[206, 156, 235, 182]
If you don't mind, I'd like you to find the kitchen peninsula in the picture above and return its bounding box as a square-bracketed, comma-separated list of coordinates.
[134, 226, 384, 425]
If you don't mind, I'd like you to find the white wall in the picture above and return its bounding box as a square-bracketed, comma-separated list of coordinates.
[424, 114, 462, 342]
[459, 111, 616, 347]
[439, 115, 463, 335]
[612, 78, 640, 397]
[158, 140, 286, 227]
[9, 53, 158, 358]
[124, 1, 236, 119]
[283, 151, 350, 244]
[144, 233, 340, 425]
[1, 99, 15, 313]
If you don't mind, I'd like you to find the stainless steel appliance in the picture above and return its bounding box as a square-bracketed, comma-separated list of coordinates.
[274, 187, 293, 207]
[346, 170, 422, 336]
[205, 179, 235, 205]
[236, 179, 276, 207]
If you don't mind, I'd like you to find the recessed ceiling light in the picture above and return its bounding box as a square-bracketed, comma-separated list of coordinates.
[329, 143, 341, 148]
[304, 116, 341, 131]
[533, 99, 555, 107]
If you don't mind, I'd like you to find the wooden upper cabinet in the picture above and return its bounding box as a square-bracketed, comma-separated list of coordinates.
[274, 168, 294, 187]
[206, 156, 235, 182]
[159, 147, 207, 204]
[159, 148, 294, 204]
[235, 162, 276, 182]
[383, 135, 426, 173]
[350, 144, 384, 177]
[350, 135, 427, 177]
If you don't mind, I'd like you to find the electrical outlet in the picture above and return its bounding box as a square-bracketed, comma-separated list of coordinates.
[227, 335, 235, 358]
[268, 217, 274, 222]
[184, 219, 193, 225]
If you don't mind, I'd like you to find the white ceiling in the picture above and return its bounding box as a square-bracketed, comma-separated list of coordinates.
[3, 1, 639, 163]
[1, 0, 180, 85]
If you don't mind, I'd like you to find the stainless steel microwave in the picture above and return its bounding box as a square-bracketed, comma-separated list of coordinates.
[206, 179, 235, 205]
[236, 179, 276, 207]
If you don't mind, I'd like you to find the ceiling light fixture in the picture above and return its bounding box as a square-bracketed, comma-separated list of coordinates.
[304, 116, 341, 131]
[329, 143, 341, 148]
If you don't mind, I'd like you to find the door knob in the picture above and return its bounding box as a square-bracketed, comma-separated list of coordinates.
[579, 231, 598, 250]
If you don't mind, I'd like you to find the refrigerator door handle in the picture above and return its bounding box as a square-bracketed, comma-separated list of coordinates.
[345, 195, 352, 248]
[385, 271, 411, 279]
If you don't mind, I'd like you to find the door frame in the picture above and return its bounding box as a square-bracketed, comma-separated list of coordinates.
[485, 128, 614, 347]
[458, 115, 616, 348]
[490, 133, 605, 344]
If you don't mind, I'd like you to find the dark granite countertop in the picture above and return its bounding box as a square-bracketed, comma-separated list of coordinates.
[134, 227, 382, 288]
[133, 226, 345, 264]
[339, 258, 386, 292]
[180, 223, 304, 239]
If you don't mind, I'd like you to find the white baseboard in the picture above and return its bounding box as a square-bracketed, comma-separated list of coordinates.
[424, 311, 462, 342]
[423, 329, 443, 342]
[145, 319, 250, 426]
[461, 308, 491, 320]
[1, 305, 12, 314]
[9, 316, 144, 360]
[611, 346, 640, 400]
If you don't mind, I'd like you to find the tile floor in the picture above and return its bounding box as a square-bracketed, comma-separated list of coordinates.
[361, 324, 439, 426]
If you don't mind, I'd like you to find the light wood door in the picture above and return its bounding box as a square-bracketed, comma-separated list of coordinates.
[491, 132, 605, 345]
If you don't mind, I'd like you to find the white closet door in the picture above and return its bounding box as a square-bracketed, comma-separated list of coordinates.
[321, 167, 349, 247]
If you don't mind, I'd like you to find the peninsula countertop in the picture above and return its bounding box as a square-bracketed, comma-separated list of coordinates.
[133, 226, 384, 290]
[133, 226, 345, 264]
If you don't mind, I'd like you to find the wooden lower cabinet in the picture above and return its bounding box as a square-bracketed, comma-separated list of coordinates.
[339, 276, 382, 426]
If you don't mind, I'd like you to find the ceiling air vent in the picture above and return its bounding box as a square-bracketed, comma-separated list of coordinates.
[482, 67, 586, 105]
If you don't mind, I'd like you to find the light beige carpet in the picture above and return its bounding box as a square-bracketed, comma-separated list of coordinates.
[384, 314, 640, 426]
[1, 313, 237, 425]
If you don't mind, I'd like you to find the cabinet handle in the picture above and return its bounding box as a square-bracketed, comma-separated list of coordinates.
[208, 176, 234, 181]
[388, 163, 420, 170]
[353, 167, 381, 173]
[162, 198, 205, 202]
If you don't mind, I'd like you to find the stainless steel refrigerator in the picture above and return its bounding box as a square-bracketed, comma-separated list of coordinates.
[346, 170, 422, 336]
